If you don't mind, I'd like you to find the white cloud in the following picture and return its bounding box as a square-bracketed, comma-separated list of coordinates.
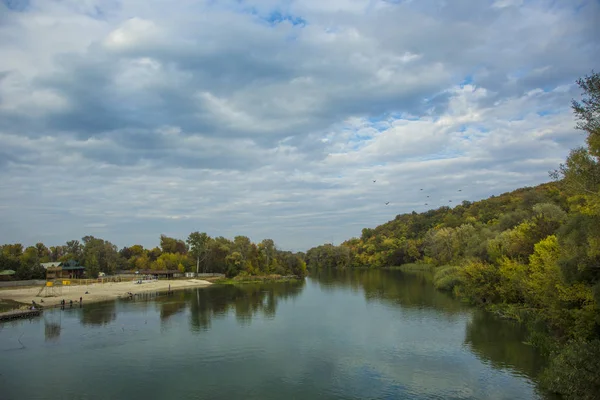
[0, 0, 598, 250]
[103, 18, 162, 50]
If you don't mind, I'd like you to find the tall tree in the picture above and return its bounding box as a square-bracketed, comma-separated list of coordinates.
[35, 242, 51, 262]
[148, 247, 162, 261]
[19, 246, 44, 279]
[258, 239, 277, 273]
[49, 245, 65, 262]
[160, 234, 188, 254]
[0, 244, 23, 274]
[63, 240, 83, 263]
[573, 71, 600, 157]
[82, 236, 120, 277]
[552, 71, 600, 197]
[187, 232, 211, 274]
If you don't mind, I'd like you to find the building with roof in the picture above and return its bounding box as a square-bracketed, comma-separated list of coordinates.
[41, 260, 86, 279]
[0, 269, 16, 281]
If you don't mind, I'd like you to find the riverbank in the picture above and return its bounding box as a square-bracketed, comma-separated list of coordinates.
[213, 274, 303, 284]
[0, 279, 212, 310]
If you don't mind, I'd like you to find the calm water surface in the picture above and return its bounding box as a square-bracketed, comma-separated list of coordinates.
[0, 269, 548, 399]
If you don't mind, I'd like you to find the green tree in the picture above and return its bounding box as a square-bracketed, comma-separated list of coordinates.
[225, 251, 243, 277]
[0, 243, 22, 272]
[160, 234, 188, 254]
[541, 340, 600, 400]
[64, 240, 83, 262]
[552, 71, 600, 197]
[35, 242, 51, 262]
[148, 247, 162, 261]
[151, 252, 190, 271]
[82, 236, 120, 277]
[206, 236, 232, 274]
[187, 232, 211, 274]
[258, 239, 277, 273]
[134, 253, 151, 270]
[573, 72, 600, 157]
[18, 246, 44, 279]
[49, 245, 65, 262]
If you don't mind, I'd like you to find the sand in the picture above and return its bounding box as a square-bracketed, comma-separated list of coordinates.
[0, 279, 212, 308]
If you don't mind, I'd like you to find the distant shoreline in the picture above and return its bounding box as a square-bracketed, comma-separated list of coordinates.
[213, 275, 303, 284]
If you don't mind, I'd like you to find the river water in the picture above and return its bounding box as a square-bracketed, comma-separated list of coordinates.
[0, 269, 548, 399]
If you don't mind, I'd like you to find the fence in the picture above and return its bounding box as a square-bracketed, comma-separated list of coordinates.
[66, 276, 125, 286]
[195, 273, 226, 278]
[0, 280, 46, 288]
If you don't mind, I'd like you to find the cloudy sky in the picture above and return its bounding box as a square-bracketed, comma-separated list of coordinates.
[0, 0, 598, 251]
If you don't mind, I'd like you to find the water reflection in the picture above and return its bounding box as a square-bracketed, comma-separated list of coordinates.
[188, 281, 305, 331]
[311, 268, 547, 391]
[157, 291, 188, 321]
[80, 301, 117, 326]
[44, 311, 62, 342]
[311, 268, 468, 314]
[464, 309, 546, 378]
[118, 281, 306, 330]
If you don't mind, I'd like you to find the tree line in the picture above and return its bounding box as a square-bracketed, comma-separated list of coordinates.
[306, 72, 600, 399]
[0, 233, 307, 280]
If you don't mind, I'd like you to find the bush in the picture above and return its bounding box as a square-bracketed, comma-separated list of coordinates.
[540, 340, 600, 400]
[433, 265, 464, 292]
[459, 260, 502, 304]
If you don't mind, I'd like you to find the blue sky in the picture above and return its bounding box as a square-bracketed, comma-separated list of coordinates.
[0, 0, 599, 251]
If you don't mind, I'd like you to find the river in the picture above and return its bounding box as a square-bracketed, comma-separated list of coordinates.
[0, 269, 548, 399]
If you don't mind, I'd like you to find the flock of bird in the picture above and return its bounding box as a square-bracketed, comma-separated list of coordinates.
[373, 180, 463, 207]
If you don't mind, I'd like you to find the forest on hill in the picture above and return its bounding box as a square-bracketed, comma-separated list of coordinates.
[306, 72, 600, 399]
[0, 233, 307, 280]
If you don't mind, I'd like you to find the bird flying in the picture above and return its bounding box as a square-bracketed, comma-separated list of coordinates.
[385, 202, 390, 205]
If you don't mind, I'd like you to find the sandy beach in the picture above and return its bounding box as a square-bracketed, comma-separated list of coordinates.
[0, 279, 212, 308]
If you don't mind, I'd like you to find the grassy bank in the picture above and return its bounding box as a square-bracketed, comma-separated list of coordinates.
[0, 299, 25, 313]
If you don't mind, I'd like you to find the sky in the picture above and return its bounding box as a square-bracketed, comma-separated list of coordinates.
[0, 0, 599, 252]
